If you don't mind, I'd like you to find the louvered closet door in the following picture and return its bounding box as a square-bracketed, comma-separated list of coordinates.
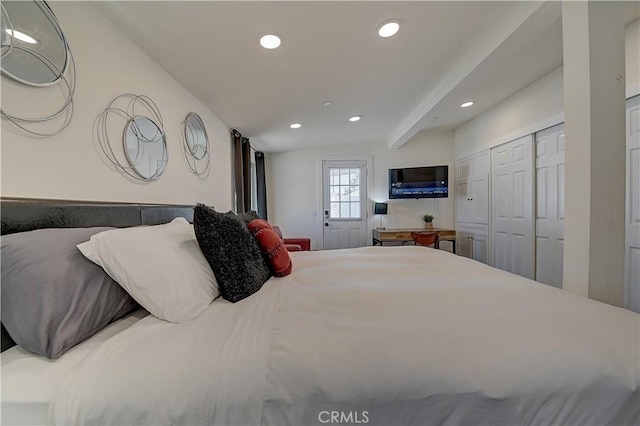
[535, 124, 565, 288]
[626, 96, 640, 313]
[492, 135, 535, 279]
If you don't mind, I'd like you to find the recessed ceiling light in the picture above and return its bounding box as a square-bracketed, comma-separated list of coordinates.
[377, 20, 401, 38]
[290, 123, 302, 129]
[349, 115, 362, 122]
[5, 29, 37, 44]
[323, 101, 333, 107]
[461, 101, 474, 108]
[259, 34, 281, 49]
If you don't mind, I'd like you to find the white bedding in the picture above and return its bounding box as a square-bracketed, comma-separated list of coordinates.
[1, 309, 148, 425]
[43, 247, 640, 425]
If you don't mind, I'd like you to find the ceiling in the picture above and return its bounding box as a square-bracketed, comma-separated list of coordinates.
[94, 1, 637, 153]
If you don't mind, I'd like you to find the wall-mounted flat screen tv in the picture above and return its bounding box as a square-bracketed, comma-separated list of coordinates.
[389, 165, 449, 199]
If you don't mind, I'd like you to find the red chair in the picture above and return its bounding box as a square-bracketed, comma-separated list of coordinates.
[410, 231, 439, 249]
[272, 226, 311, 252]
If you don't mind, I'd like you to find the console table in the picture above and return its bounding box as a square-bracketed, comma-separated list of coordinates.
[372, 228, 456, 253]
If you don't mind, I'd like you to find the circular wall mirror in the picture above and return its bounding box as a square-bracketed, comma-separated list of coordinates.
[181, 112, 211, 179]
[95, 94, 167, 182]
[1, 1, 68, 86]
[123, 116, 167, 180]
[1, 4, 12, 58]
[184, 113, 208, 160]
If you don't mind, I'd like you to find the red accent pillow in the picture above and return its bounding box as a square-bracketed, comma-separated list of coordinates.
[247, 219, 292, 277]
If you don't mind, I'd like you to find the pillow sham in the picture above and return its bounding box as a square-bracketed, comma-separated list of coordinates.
[247, 219, 292, 277]
[193, 204, 271, 302]
[1, 227, 138, 359]
[77, 217, 217, 323]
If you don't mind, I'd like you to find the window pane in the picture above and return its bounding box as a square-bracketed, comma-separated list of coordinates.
[350, 169, 360, 185]
[351, 202, 360, 218]
[340, 203, 349, 217]
[330, 186, 340, 202]
[350, 186, 360, 201]
[330, 202, 340, 218]
[340, 185, 350, 201]
[340, 168, 350, 185]
[327, 164, 363, 220]
[330, 169, 340, 186]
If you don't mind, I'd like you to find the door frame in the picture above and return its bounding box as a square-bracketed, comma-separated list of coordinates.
[316, 155, 373, 250]
[625, 95, 640, 311]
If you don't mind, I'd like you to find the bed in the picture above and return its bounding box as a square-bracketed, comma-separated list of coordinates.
[1, 197, 638, 426]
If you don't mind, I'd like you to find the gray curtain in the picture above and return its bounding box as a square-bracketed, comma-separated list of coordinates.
[233, 129, 262, 214]
[255, 151, 267, 220]
[232, 129, 251, 213]
[241, 137, 251, 212]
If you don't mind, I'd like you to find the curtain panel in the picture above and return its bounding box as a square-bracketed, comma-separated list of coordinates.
[232, 130, 267, 217]
[232, 130, 247, 213]
[255, 151, 267, 220]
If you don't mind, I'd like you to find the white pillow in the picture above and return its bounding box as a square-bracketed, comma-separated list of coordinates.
[77, 217, 218, 323]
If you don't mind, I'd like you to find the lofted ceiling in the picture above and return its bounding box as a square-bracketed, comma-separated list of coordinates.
[93, 1, 636, 153]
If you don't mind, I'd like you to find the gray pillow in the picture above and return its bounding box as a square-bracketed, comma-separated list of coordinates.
[193, 205, 271, 302]
[1, 227, 138, 358]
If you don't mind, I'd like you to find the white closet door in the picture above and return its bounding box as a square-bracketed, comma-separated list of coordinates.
[626, 96, 640, 313]
[492, 135, 535, 279]
[456, 180, 471, 223]
[535, 123, 565, 288]
[470, 175, 489, 224]
[472, 234, 489, 264]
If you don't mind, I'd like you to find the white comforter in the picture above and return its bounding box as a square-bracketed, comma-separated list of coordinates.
[50, 247, 640, 425]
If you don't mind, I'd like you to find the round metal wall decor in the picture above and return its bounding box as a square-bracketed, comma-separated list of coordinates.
[181, 112, 210, 179]
[124, 116, 168, 180]
[95, 94, 168, 182]
[0, 0, 76, 136]
[1, 1, 67, 86]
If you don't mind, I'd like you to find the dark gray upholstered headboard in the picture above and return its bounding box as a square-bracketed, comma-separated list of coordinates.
[0, 197, 195, 352]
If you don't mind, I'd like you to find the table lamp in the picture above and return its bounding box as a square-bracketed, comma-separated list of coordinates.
[374, 202, 388, 230]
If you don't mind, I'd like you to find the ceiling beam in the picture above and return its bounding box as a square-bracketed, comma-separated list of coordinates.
[387, 1, 548, 149]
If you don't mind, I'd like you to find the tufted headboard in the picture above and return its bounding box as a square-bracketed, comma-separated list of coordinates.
[0, 197, 196, 351]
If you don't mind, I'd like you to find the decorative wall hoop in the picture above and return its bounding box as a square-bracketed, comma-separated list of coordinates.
[0, 0, 76, 136]
[1, 3, 14, 59]
[180, 112, 211, 179]
[95, 94, 168, 182]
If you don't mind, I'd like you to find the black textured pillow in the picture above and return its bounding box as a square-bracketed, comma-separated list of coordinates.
[193, 205, 271, 302]
[238, 210, 260, 225]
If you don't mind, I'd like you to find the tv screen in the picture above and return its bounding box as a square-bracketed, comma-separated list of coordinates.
[389, 165, 449, 199]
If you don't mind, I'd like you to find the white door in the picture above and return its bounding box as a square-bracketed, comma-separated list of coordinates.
[457, 177, 488, 224]
[492, 135, 535, 279]
[456, 180, 471, 223]
[456, 232, 473, 259]
[472, 234, 489, 264]
[535, 123, 565, 288]
[455, 233, 488, 263]
[470, 175, 489, 224]
[626, 96, 640, 312]
[322, 160, 368, 250]
[457, 157, 470, 181]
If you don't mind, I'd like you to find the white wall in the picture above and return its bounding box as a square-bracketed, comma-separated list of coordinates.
[454, 67, 564, 159]
[266, 130, 455, 250]
[0, 2, 233, 208]
[455, 18, 639, 159]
